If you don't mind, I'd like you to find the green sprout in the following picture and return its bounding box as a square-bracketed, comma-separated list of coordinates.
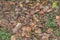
[0, 28, 11, 40]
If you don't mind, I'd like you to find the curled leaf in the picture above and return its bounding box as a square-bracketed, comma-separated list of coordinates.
[19, 2, 23, 7]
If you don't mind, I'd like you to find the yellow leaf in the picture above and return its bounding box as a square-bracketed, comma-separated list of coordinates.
[52, 1, 57, 8]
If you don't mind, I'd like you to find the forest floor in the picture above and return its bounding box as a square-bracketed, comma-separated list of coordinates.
[0, 0, 60, 40]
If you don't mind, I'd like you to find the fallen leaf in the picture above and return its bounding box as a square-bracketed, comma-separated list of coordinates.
[57, 21, 60, 27]
[47, 9, 52, 12]
[19, 2, 23, 7]
[41, 33, 49, 40]
[42, 0, 48, 5]
[9, 1, 15, 5]
[21, 26, 26, 31]
[12, 22, 17, 26]
[52, 1, 57, 8]
[39, 11, 44, 15]
[12, 23, 22, 33]
[34, 29, 42, 34]
[26, 0, 29, 3]
[33, 15, 39, 22]
[25, 33, 30, 37]
[11, 35, 16, 40]
[30, 23, 35, 27]
[46, 28, 53, 34]
[26, 27, 31, 32]
[22, 32, 26, 37]
[36, 2, 40, 6]
[56, 16, 60, 20]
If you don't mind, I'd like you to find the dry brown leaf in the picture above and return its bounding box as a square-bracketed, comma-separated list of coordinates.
[26, 27, 31, 32]
[12, 22, 17, 26]
[21, 26, 26, 31]
[34, 30, 38, 33]
[39, 11, 44, 15]
[26, 0, 29, 3]
[42, 0, 48, 5]
[4, 2, 10, 7]
[11, 35, 16, 40]
[56, 16, 60, 20]
[34, 29, 41, 34]
[41, 33, 49, 40]
[12, 23, 22, 33]
[35, 9, 39, 13]
[33, 15, 39, 22]
[36, 2, 40, 6]
[19, 2, 23, 7]
[16, 32, 21, 37]
[47, 9, 52, 12]
[57, 21, 60, 27]
[30, 23, 35, 27]
[46, 28, 53, 34]
[22, 32, 26, 37]
[9, 1, 15, 5]
[25, 33, 30, 37]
